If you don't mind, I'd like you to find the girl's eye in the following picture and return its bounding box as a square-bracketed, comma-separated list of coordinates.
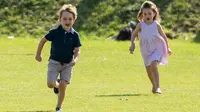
[144, 13, 147, 16]
[148, 13, 152, 15]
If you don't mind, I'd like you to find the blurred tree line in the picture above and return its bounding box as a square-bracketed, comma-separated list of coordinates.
[0, 0, 199, 40]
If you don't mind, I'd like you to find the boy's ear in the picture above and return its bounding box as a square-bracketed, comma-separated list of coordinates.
[73, 19, 76, 24]
[58, 18, 61, 23]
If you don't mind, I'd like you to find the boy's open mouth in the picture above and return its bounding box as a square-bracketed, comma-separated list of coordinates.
[65, 24, 70, 27]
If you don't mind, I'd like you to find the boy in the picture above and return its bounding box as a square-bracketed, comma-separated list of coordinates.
[35, 4, 81, 112]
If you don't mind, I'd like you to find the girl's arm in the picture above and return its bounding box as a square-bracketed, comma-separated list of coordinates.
[157, 24, 172, 55]
[131, 23, 141, 45]
[157, 24, 169, 48]
[35, 37, 48, 62]
[130, 23, 141, 54]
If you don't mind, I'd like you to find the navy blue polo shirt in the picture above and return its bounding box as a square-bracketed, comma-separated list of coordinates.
[45, 25, 82, 63]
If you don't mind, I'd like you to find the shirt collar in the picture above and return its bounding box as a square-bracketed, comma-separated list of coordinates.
[58, 24, 74, 34]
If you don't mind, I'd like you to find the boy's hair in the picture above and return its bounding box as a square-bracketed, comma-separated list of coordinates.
[137, 1, 160, 22]
[57, 4, 77, 20]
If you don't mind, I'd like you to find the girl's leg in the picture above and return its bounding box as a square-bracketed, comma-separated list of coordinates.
[151, 61, 161, 94]
[145, 65, 155, 92]
[56, 80, 68, 108]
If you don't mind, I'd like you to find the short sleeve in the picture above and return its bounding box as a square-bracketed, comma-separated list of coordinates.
[45, 30, 54, 41]
[74, 33, 82, 47]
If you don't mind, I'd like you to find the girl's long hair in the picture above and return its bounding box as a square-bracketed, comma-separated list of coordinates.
[137, 1, 161, 22]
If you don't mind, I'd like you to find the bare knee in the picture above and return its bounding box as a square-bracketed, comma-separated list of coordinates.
[59, 80, 68, 91]
[60, 80, 68, 87]
[151, 61, 158, 69]
[47, 80, 56, 88]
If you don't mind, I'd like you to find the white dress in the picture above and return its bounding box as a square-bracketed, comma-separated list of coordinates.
[139, 20, 168, 66]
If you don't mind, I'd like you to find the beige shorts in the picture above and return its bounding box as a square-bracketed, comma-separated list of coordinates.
[47, 59, 73, 84]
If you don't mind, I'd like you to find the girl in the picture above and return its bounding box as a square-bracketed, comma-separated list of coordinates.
[35, 4, 81, 112]
[129, 1, 172, 94]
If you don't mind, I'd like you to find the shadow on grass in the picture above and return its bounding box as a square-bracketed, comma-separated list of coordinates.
[0, 53, 34, 56]
[95, 93, 145, 97]
[6, 110, 55, 112]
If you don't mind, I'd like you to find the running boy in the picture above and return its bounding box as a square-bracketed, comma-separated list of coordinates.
[35, 4, 81, 111]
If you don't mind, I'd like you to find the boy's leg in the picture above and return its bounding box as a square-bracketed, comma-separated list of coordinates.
[47, 59, 60, 88]
[151, 60, 161, 94]
[47, 80, 59, 88]
[145, 65, 155, 92]
[56, 80, 68, 108]
[53, 79, 61, 94]
[56, 64, 73, 109]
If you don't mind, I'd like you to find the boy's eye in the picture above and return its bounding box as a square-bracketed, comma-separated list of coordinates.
[62, 17, 73, 21]
[148, 13, 152, 15]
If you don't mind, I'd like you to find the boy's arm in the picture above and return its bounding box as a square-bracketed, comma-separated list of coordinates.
[71, 47, 80, 66]
[71, 47, 81, 66]
[35, 37, 48, 62]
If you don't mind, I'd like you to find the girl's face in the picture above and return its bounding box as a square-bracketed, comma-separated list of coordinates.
[60, 11, 75, 31]
[142, 8, 155, 23]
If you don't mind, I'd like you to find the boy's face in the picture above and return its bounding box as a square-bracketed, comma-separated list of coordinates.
[60, 11, 75, 31]
[142, 8, 155, 23]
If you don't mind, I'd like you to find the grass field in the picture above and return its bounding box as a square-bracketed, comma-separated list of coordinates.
[0, 38, 199, 112]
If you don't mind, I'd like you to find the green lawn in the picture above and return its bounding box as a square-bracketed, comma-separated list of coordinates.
[0, 38, 199, 112]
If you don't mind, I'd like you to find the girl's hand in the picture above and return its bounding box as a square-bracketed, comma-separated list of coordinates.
[129, 44, 135, 54]
[168, 48, 172, 55]
[35, 55, 42, 62]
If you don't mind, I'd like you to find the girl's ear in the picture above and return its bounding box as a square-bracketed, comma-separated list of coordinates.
[153, 12, 157, 19]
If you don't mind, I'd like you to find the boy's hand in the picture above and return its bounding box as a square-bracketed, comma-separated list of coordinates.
[70, 59, 77, 66]
[129, 44, 135, 54]
[35, 55, 42, 62]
